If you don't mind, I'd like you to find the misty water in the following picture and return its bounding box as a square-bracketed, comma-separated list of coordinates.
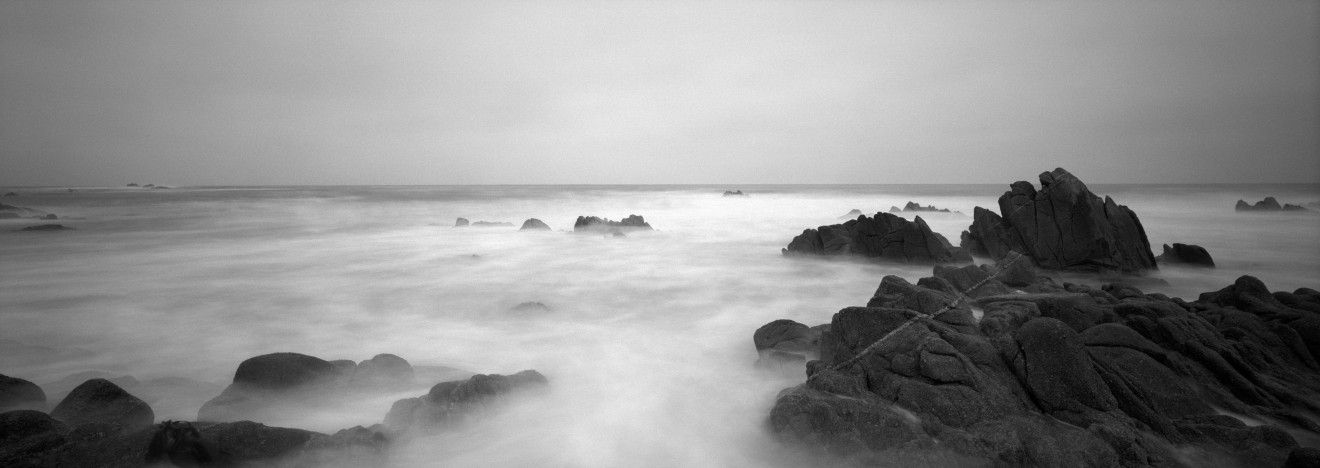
[2, 183, 1319, 467]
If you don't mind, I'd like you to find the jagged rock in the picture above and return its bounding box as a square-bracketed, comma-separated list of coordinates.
[454, 217, 469, 227]
[1155, 243, 1215, 267]
[722, 190, 747, 197]
[898, 201, 952, 213]
[782, 212, 972, 264]
[979, 293, 1113, 333]
[17, 224, 73, 232]
[960, 168, 1157, 274]
[50, 379, 154, 429]
[519, 218, 551, 230]
[573, 215, 652, 232]
[1237, 197, 1309, 212]
[384, 370, 548, 433]
[838, 209, 864, 219]
[0, 374, 46, 412]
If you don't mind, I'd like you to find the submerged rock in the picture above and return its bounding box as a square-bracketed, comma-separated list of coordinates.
[960, 167, 1157, 274]
[782, 212, 972, 264]
[384, 370, 548, 433]
[519, 218, 551, 230]
[723, 190, 748, 197]
[1155, 243, 1215, 267]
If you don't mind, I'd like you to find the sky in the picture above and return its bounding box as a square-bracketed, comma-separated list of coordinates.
[1, 0, 1317, 186]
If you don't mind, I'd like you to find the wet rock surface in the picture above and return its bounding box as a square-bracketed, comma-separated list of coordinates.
[764, 263, 1320, 467]
[783, 212, 972, 264]
[1156, 243, 1216, 267]
[573, 214, 653, 232]
[198, 352, 416, 423]
[384, 370, 548, 433]
[961, 167, 1158, 274]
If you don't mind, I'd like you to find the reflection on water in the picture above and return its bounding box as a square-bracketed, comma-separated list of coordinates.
[1, 184, 1317, 467]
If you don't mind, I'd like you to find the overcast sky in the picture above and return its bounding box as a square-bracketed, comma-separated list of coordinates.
[1, 1, 1316, 186]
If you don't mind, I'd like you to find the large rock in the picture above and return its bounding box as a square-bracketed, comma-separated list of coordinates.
[1237, 197, 1310, 212]
[198, 352, 415, 423]
[384, 370, 548, 433]
[573, 215, 652, 232]
[50, 379, 154, 429]
[232, 352, 339, 391]
[0, 374, 46, 412]
[960, 167, 1157, 274]
[1155, 243, 1215, 267]
[519, 218, 551, 230]
[782, 212, 972, 264]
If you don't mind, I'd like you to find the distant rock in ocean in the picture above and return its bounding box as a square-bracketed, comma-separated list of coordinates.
[127, 183, 139, 187]
[889, 201, 958, 214]
[3, 192, 17, 197]
[1, 202, 50, 218]
[961, 167, 1157, 274]
[455, 217, 469, 227]
[519, 218, 551, 230]
[782, 212, 972, 264]
[573, 214, 653, 233]
[1155, 243, 1215, 267]
[1236, 197, 1309, 212]
[838, 209, 863, 219]
[17, 224, 73, 232]
[723, 190, 748, 197]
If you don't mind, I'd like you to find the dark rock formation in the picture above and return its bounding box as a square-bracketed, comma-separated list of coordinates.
[0, 374, 46, 412]
[889, 201, 954, 213]
[1237, 197, 1310, 212]
[723, 190, 748, 197]
[520, 218, 551, 230]
[510, 301, 551, 313]
[41, 214, 56, 220]
[838, 209, 864, 219]
[17, 224, 73, 232]
[766, 265, 1320, 467]
[782, 212, 972, 264]
[0, 203, 49, 218]
[50, 379, 154, 429]
[752, 320, 828, 372]
[127, 183, 139, 187]
[454, 217, 469, 227]
[573, 215, 653, 232]
[384, 370, 548, 433]
[960, 167, 1157, 274]
[1155, 243, 1215, 267]
[198, 352, 416, 422]
[3, 192, 16, 197]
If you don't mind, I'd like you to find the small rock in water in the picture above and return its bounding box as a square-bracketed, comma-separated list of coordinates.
[17, 224, 73, 232]
[519, 218, 551, 230]
[454, 217, 469, 227]
[1155, 243, 1215, 267]
[723, 190, 747, 197]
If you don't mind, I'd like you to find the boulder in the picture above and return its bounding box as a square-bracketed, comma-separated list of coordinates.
[384, 370, 548, 432]
[753, 319, 819, 356]
[782, 212, 972, 264]
[454, 217, 469, 227]
[353, 354, 414, 387]
[0, 374, 46, 412]
[519, 218, 551, 230]
[960, 168, 1157, 274]
[50, 379, 154, 429]
[1155, 243, 1215, 267]
[573, 215, 653, 232]
[232, 352, 339, 390]
[198, 352, 401, 422]
[199, 420, 317, 462]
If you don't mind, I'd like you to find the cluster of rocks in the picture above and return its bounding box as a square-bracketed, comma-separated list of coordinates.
[782, 212, 972, 264]
[889, 201, 960, 215]
[573, 214, 652, 234]
[125, 183, 169, 189]
[723, 190, 748, 197]
[1, 352, 549, 467]
[1236, 198, 1310, 212]
[1, 203, 57, 220]
[758, 257, 1320, 467]
[453, 218, 514, 227]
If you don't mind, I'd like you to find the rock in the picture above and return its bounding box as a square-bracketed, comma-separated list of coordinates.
[145, 420, 221, 466]
[197, 352, 344, 422]
[233, 352, 340, 390]
[1014, 318, 1118, 414]
[1236, 197, 1310, 212]
[722, 190, 747, 197]
[0, 203, 49, 218]
[199, 420, 317, 462]
[17, 224, 73, 232]
[753, 319, 818, 356]
[573, 215, 653, 232]
[454, 217, 469, 227]
[0, 374, 46, 412]
[40, 214, 57, 220]
[1286, 447, 1320, 468]
[1155, 243, 1215, 267]
[127, 183, 139, 187]
[899, 201, 952, 213]
[353, 354, 414, 387]
[50, 379, 154, 429]
[2, 192, 16, 197]
[979, 293, 1111, 333]
[960, 167, 1157, 274]
[782, 212, 972, 264]
[838, 209, 863, 219]
[519, 218, 551, 230]
[510, 301, 551, 313]
[384, 370, 548, 432]
[143, 184, 154, 188]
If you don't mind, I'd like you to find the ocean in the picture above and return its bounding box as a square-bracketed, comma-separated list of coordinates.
[2, 183, 1319, 466]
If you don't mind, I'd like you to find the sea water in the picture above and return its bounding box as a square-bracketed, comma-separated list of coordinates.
[1, 183, 1318, 466]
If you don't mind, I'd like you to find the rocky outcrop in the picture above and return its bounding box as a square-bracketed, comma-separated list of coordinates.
[960, 167, 1157, 274]
[454, 217, 469, 227]
[0, 203, 50, 218]
[0, 374, 46, 412]
[50, 379, 154, 429]
[198, 352, 415, 423]
[838, 209, 864, 219]
[16, 224, 73, 232]
[766, 265, 1320, 467]
[723, 190, 748, 197]
[889, 201, 956, 214]
[1155, 243, 1215, 267]
[384, 370, 548, 433]
[782, 212, 972, 264]
[573, 215, 652, 232]
[520, 218, 551, 230]
[1237, 197, 1310, 212]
